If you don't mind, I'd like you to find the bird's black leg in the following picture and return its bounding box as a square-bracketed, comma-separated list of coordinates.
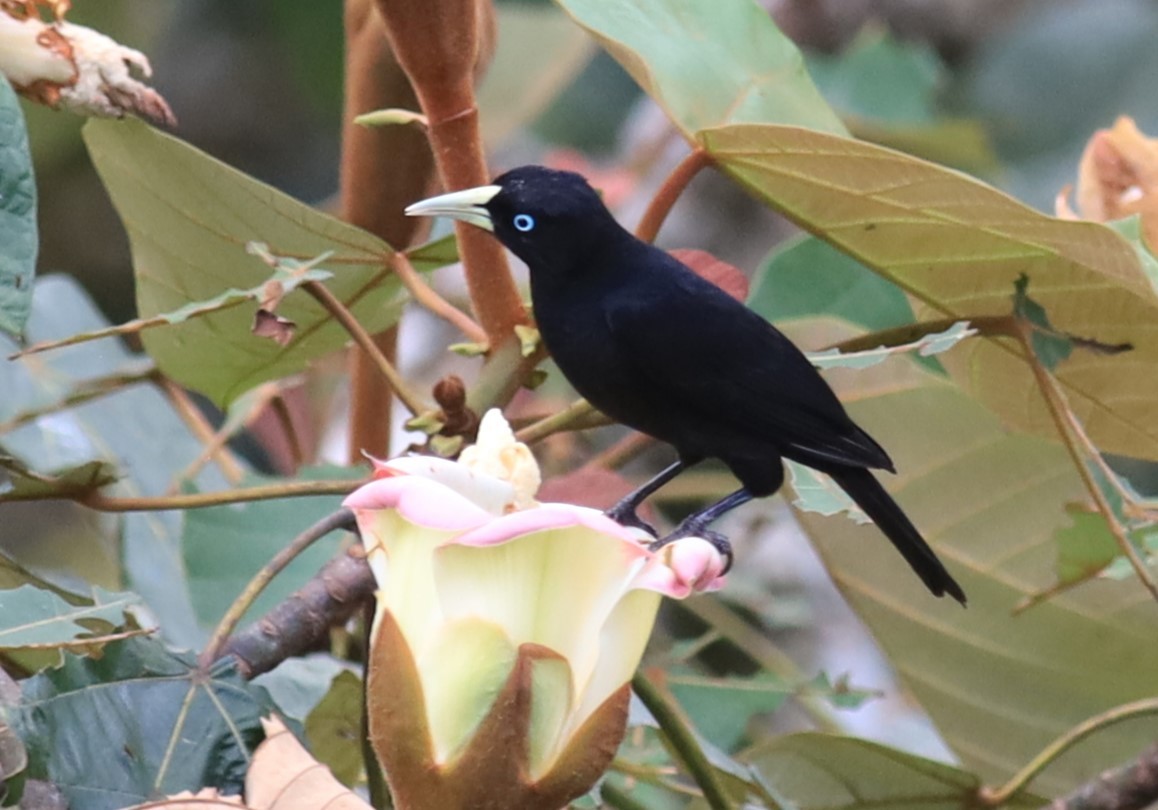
[649, 487, 754, 573]
[605, 459, 692, 537]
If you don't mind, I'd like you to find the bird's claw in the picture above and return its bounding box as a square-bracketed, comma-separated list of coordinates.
[604, 504, 659, 538]
[649, 527, 734, 575]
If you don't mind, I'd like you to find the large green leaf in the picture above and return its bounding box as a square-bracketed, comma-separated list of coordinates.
[805, 28, 995, 172]
[480, 4, 595, 146]
[6, 636, 269, 810]
[83, 118, 406, 406]
[779, 320, 1158, 796]
[1, 276, 235, 647]
[0, 585, 144, 670]
[750, 235, 914, 331]
[704, 123, 1158, 460]
[0, 77, 37, 339]
[552, 0, 845, 137]
[183, 465, 364, 628]
[741, 733, 1042, 810]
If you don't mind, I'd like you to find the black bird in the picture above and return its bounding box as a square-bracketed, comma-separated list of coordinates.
[406, 166, 965, 604]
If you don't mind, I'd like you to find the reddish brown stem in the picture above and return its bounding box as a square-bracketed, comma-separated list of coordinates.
[635, 148, 712, 244]
[342, 0, 436, 460]
[375, 0, 525, 350]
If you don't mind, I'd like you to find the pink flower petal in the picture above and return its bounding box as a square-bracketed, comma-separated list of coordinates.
[344, 476, 496, 532]
[632, 538, 727, 597]
[453, 502, 649, 551]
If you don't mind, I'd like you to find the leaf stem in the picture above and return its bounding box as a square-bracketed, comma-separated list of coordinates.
[157, 376, 245, 485]
[79, 479, 361, 512]
[635, 148, 712, 244]
[390, 251, 487, 344]
[199, 508, 357, 669]
[0, 365, 158, 435]
[303, 280, 431, 415]
[632, 670, 734, 810]
[514, 398, 604, 444]
[1014, 321, 1158, 605]
[979, 697, 1158, 806]
[829, 315, 1016, 354]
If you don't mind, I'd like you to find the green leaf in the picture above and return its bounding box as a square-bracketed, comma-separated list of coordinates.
[786, 461, 867, 523]
[1106, 215, 1158, 288]
[479, 4, 595, 146]
[552, 0, 845, 138]
[304, 670, 364, 787]
[750, 234, 915, 330]
[0, 456, 117, 504]
[807, 28, 943, 126]
[183, 465, 364, 628]
[1052, 505, 1119, 587]
[702, 123, 1158, 460]
[0, 585, 145, 669]
[7, 636, 270, 810]
[16, 245, 333, 355]
[0, 77, 37, 340]
[786, 324, 1158, 794]
[742, 733, 1043, 810]
[1012, 274, 1072, 370]
[252, 654, 355, 723]
[84, 118, 429, 406]
[666, 672, 793, 752]
[805, 27, 996, 172]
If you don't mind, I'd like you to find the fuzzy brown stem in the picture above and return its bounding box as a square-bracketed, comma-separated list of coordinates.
[374, 0, 526, 349]
[342, 0, 437, 461]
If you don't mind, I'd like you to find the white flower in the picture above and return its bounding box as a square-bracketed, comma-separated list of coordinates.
[348, 412, 725, 809]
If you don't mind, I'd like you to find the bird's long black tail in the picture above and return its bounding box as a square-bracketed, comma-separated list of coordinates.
[826, 467, 966, 605]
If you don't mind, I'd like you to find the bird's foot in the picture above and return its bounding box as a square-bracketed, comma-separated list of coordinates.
[649, 526, 734, 575]
[604, 503, 659, 538]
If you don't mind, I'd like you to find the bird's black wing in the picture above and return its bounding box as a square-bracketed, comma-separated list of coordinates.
[604, 269, 891, 470]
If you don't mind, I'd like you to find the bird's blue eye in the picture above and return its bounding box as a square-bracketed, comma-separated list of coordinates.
[513, 214, 535, 232]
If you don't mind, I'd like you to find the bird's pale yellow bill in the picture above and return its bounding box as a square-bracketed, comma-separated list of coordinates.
[404, 185, 502, 231]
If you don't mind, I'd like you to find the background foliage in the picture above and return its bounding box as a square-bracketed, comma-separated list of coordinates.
[2, 0, 1157, 808]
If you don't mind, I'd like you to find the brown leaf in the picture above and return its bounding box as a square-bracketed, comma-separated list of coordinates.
[247, 716, 372, 810]
[252, 310, 295, 346]
[669, 248, 749, 302]
[116, 788, 244, 809]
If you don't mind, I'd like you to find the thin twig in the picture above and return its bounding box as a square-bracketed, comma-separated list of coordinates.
[632, 670, 734, 810]
[170, 386, 281, 493]
[979, 697, 1158, 806]
[303, 280, 431, 415]
[585, 432, 654, 472]
[514, 398, 605, 444]
[1014, 322, 1158, 605]
[390, 251, 488, 344]
[80, 478, 361, 512]
[829, 315, 1016, 354]
[199, 508, 357, 669]
[269, 392, 306, 470]
[635, 149, 712, 244]
[156, 377, 245, 484]
[0, 366, 158, 435]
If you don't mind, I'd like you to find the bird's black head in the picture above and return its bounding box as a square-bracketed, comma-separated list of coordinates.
[405, 165, 625, 273]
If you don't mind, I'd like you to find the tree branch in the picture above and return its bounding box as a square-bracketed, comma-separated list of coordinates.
[1045, 743, 1158, 810]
